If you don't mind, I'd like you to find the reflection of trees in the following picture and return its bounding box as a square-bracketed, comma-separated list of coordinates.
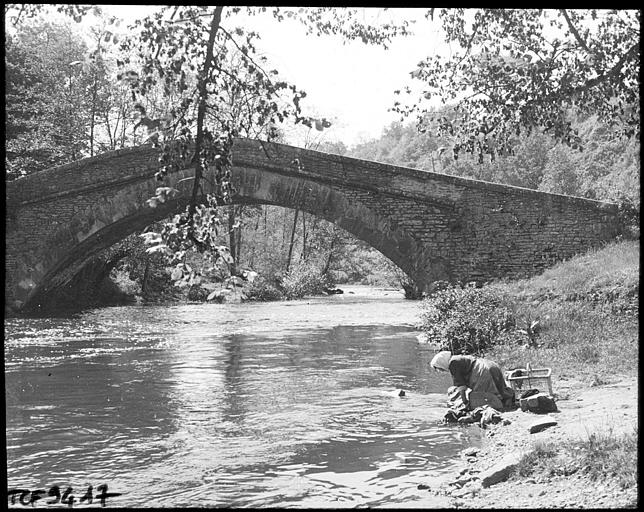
[220, 334, 247, 424]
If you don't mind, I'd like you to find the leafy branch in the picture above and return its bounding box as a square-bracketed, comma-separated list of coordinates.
[393, 8, 640, 162]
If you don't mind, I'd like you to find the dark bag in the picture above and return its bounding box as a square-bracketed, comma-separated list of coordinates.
[519, 392, 557, 413]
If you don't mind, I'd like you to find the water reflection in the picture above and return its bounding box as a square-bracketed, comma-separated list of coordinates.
[6, 289, 478, 507]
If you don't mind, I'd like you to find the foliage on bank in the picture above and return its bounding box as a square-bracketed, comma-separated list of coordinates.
[280, 262, 333, 300]
[419, 283, 517, 355]
[419, 239, 639, 383]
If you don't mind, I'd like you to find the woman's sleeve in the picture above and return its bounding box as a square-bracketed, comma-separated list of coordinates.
[448, 356, 472, 387]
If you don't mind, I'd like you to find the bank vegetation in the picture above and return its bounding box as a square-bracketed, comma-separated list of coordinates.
[418, 237, 638, 500]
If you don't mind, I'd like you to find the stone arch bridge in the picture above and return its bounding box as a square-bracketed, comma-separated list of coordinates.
[6, 138, 619, 313]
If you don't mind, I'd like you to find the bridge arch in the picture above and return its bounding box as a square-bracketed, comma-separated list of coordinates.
[32, 180, 424, 311]
[6, 147, 433, 313]
[6, 138, 619, 314]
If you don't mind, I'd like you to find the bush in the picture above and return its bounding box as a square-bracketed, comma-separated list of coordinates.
[110, 268, 140, 296]
[187, 284, 209, 302]
[419, 283, 516, 355]
[615, 196, 640, 240]
[281, 262, 332, 300]
[243, 277, 284, 302]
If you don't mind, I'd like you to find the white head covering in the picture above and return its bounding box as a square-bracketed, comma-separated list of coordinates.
[430, 350, 452, 371]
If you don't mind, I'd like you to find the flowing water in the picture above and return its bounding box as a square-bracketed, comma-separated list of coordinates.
[5, 286, 480, 508]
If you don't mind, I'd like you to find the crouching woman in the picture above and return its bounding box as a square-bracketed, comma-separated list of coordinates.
[430, 350, 515, 411]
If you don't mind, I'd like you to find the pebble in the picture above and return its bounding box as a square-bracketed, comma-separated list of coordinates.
[453, 477, 471, 487]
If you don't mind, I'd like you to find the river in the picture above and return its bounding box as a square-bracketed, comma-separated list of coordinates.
[5, 285, 480, 508]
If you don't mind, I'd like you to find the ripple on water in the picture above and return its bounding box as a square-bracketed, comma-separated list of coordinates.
[5, 291, 477, 507]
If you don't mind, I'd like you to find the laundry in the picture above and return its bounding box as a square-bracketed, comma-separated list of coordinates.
[442, 387, 504, 428]
[443, 403, 503, 428]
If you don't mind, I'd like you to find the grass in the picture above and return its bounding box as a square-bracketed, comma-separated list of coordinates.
[579, 427, 639, 489]
[515, 439, 559, 478]
[513, 427, 638, 490]
[482, 239, 639, 385]
[504, 239, 639, 303]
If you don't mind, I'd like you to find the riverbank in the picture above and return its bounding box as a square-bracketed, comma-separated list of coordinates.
[411, 375, 638, 508]
[412, 239, 639, 508]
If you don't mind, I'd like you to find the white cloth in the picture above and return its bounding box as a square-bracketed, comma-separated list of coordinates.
[431, 350, 452, 371]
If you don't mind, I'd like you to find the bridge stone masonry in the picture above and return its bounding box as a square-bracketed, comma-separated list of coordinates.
[5, 138, 619, 314]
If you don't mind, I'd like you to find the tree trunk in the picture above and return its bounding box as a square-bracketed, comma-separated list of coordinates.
[301, 212, 307, 260]
[322, 236, 336, 276]
[104, 109, 114, 150]
[282, 209, 289, 244]
[235, 205, 243, 267]
[141, 258, 150, 297]
[68, 64, 75, 160]
[89, 36, 101, 158]
[263, 206, 267, 237]
[286, 208, 299, 273]
[188, 6, 224, 221]
[228, 205, 238, 276]
[120, 103, 126, 148]
[89, 75, 98, 157]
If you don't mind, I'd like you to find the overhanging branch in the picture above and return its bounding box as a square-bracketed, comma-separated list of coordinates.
[560, 9, 593, 54]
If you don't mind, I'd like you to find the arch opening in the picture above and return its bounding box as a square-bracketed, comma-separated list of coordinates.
[21, 172, 435, 313]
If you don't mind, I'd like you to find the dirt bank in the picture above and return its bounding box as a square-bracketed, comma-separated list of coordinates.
[409, 376, 638, 509]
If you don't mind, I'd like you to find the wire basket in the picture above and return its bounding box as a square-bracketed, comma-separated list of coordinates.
[507, 367, 553, 396]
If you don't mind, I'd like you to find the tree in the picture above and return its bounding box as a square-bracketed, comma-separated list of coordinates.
[4, 4, 94, 26]
[5, 20, 93, 178]
[393, 9, 640, 161]
[124, 6, 410, 286]
[538, 145, 580, 195]
[5, 6, 136, 178]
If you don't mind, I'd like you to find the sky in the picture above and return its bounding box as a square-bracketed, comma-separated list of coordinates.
[238, 8, 449, 146]
[94, 6, 450, 148]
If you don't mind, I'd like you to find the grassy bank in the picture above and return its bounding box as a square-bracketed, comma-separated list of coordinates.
[420, 239, 639, 386]
[485, 239, 639, 385]
[517, 426, 638, 490]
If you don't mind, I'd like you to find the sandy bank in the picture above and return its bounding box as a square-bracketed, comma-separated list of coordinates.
[407, 376, 638, 508]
